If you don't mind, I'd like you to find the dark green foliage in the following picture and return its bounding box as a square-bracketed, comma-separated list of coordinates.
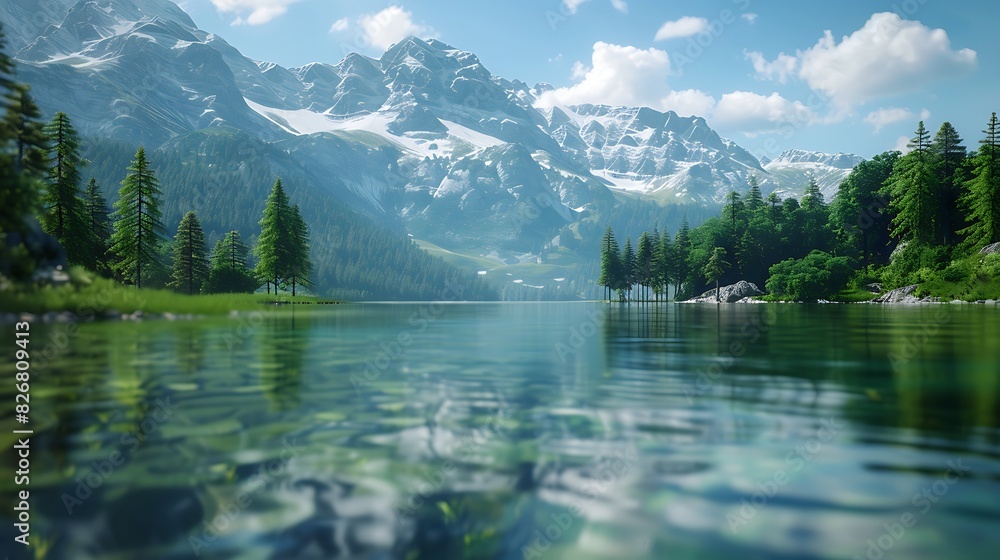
[831, 151, 899, 270]
[287, 203, 313, 296]
[204, 267, 258, 294]
[959, 113, 1000, 250]
[0, 158, 37, 233]
[932, 122, 967, 245]
[110, 147, 165, 288]
[255, 178, 293, 293]
[636, 231, 653, 300]
[41, 112, 88, 264]
[673, 219, 692, 298]
[799, 177, 834, 254]
[82, 178, 113, 274]
[620, 236, 636, 300]
[168, 211, 209, 295]
[0, 37, 39, 233]
[0, 24, 14, 93]
[0, 29, 50, 281]
[724, 191, 745, 240]
[880, 242, 952, 289]
[3, 83, 48, 177]
[745, 175, 764, 213]
[253, 181, 313, 295]
[206, 230, 256, 294]
[883, 122, 937, 244]
[651, 227, 670, 301]
[597, 226, 620, 300]
[766, 251, 853, 302]
[703, 247, 730, 302]
[211, 230, 250, 270]
[654, 226, 677, 297]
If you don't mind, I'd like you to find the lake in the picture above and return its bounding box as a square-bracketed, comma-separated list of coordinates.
[2, 302, 999, 559]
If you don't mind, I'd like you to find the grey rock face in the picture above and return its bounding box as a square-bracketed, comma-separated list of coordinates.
[687, 281, 765, 303]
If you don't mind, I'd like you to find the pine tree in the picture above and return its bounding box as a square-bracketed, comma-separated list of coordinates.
[766, 192, 783, 224]
[598, 226, 620, 301]
[802, 177, 825, 210]
[673, 219, 692, 298]
[745, 175, 765, 214]
[287, 204, 313, 296]
[0, 24, 14, 94]
[41, 112, 88, 264]
[932, 122, 967, 245]
[703, 247, 730, 303]
[636, 231, 653, 301]
[168, 211, 209, 295]
[0, 27, 40, 234]
[883, 121, 937, 245]
[656, 229, 673, 302]
[620, 236, 636, 302]
[649, 227, 664, 302]
[206, 231, 258, 294]
[82, 178, 112, 272]
[831, 151, 899, 270]
[255, 178, 293, 294]
[4, 83, 48, 177]
[212, 230, 250, 270]
[110, 147, 165, 288]
[960, 112, 1000, 249]
[725, 191, 745, 235]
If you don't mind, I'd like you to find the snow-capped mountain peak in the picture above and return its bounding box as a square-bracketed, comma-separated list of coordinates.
[7, 0, 863, 260]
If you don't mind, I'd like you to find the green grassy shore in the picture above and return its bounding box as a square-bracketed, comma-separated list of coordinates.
[0, 269, 336, 317]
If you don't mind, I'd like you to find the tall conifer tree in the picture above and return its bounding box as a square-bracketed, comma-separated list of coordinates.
[960, 113, 1000, 249]
[110, 147, 164, 288]
[168, 211, 209, 295]
[41, 112, 88, 263]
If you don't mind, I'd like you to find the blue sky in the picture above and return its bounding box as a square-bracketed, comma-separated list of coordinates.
[180, 0, 997, 160]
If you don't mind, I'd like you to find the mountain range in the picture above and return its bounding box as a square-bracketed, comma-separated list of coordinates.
[1, 0, 865, 297]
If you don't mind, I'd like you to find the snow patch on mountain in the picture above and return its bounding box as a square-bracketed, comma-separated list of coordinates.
[244, 98, 505, 159]
[762, 150, 865, 199]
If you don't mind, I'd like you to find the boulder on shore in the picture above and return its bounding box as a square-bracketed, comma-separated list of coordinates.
[865, 282, 884, 294]
[686, 281, 764, 303]
[871, 284, 922, 304]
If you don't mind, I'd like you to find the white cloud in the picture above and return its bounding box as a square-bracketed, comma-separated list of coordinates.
[894, 135, 913, 154]
[562, 0, 627, 14]
[713, 91, 817, 135]
[208, 0, 300, 25]
[750, 13, 976, 108]
[329, 17, 349, 33]
[654, 16, 709, 41]
[744, 50, 797, 84]
[864, 107, 932, 133]
[534, 43, 813, 136]
[358, 6, 435, 50]
[548, 53, 564, 63]
[562, 0, 588, 14]
[741, 13, 758, 24]
[864, 107, 912, 133]
[535, 42, 672, 109]
[662, 89, 716, 118]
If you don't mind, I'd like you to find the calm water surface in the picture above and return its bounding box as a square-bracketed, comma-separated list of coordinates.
[2, 302, 999, 559]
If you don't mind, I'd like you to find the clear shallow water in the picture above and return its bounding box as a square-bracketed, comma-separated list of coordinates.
[2, 302, 999, 560]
